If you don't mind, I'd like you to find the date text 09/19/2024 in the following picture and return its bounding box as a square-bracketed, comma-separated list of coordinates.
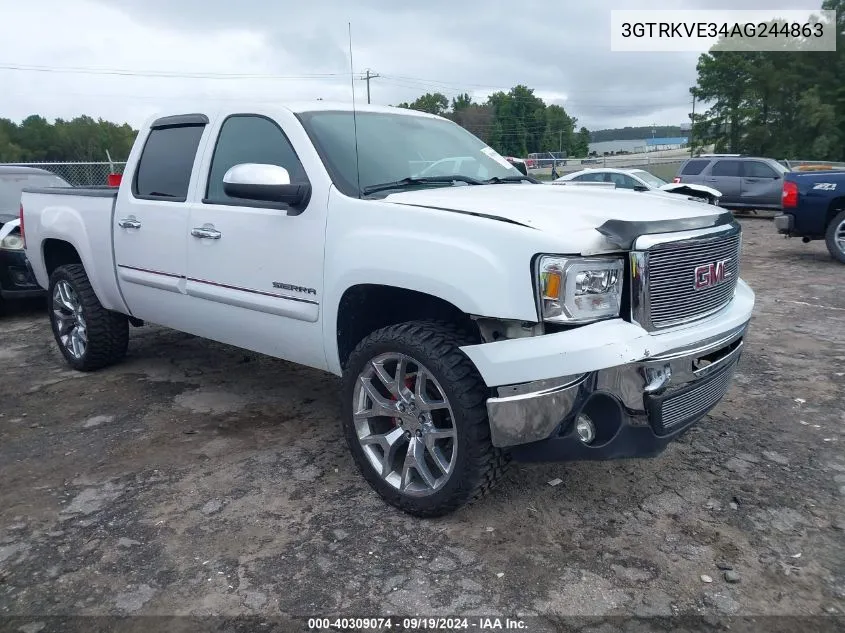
[307, 617, 528, 630]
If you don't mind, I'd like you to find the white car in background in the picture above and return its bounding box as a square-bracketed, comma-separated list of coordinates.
[553, 168, 722, 204]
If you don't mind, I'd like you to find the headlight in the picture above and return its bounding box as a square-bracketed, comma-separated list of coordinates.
[0, 231, 24, 251]
[538, 256, 624, 323]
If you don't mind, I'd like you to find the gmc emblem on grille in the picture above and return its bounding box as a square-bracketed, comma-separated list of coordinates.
[694, 259, 731, 290]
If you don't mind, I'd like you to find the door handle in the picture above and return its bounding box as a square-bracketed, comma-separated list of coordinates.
[118, 217, 141, 229]
[191, 225, 222, 240]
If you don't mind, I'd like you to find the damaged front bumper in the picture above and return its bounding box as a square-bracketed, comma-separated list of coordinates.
[459, 280, 754, 462]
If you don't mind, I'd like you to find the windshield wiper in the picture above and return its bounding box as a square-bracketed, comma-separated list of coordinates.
[484, 175, 540, 184]
[362, 175, 483, 196]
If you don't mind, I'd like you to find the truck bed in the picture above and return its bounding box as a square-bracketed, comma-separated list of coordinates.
[21, 185, 126, 313]
[781, 170, 845, 238]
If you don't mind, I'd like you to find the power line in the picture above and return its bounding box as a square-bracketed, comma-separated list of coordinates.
[0, 63, 347, 80]
[381, 74, 691, 96]
[379, 78, 688, 110]
[0, 63, 691, 111]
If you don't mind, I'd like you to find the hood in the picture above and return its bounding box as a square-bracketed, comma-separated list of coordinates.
[383, 184, 729, 249]
[0, 212, 18, 225]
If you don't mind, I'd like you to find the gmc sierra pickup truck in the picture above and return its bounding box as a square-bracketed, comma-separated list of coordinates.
[777, 170, 845, 263]
[21, 103, 755, 516]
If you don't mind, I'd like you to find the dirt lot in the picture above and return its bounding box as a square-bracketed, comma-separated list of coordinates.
[1, 218, 844, 630]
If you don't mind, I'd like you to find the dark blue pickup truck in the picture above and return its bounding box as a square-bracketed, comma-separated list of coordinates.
[776, 170, 845, 263]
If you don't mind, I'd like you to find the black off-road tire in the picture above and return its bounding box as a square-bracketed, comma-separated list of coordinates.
[48, 264, 129, 371]
[341, 320, 510, 517]
[825, 209, 845, 264]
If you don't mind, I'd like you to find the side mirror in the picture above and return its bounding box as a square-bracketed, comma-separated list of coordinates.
[633, 185, 649, 191]
[222, 163, 311, 209]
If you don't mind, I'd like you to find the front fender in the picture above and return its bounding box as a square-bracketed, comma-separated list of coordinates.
[322, 196, 548, 374]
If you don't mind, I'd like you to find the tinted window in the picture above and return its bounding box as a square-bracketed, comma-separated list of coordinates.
[743, 161, 778, 178]
[711, 160, 742, 177]
[205, 115, 308, 204]
[680, 159, 709, 175]
[607, 172, 638, 189]
[574, 172, 605, 182]
[134, 125, 204, 200]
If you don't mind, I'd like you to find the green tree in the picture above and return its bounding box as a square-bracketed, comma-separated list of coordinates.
[691, 2, 845, 160]
[397, 92, 450, 115]
[0, 119, 24, 162]
[0, 115, 138, 162]
[451, 93, 473, 112]
[542, 105, 574, 154]
[395, 84, 583, 156]
[486, 85, 548, 156]
[572, 127, 591, 157]
[451, 104, 494, 143]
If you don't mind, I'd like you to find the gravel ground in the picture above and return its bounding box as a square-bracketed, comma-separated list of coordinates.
[0, 218, 843, 631]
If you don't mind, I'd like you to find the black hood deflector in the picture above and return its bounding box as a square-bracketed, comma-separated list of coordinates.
[596, 211, 736, 249]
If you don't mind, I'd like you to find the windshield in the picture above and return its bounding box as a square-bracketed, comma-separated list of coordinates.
[297, 110, 522, 196]
[0, 173, 69, 211]
[631, 170, 667, 188]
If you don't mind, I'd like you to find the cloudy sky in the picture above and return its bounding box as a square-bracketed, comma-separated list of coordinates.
[0, 0, 825, 132]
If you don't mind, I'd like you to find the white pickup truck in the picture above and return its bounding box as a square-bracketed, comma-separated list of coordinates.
[21, 102, 755, 516]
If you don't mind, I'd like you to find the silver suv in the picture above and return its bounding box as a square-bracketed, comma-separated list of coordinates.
[674, 155, 788, 211]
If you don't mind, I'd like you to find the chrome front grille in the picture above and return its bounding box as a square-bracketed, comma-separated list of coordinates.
[631, 224, 742, 331]
[659, 361, 736, 432]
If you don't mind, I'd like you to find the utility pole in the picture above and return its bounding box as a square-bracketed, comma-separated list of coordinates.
[558, 130, 563, 153]
[358, 69, 380, 104]
[689, 92, 696, 155]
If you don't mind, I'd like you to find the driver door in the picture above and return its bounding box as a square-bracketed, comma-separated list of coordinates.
[184, 113, 328, 369]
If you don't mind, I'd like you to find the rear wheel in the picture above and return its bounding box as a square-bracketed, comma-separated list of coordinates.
[341, 321, 509, 517]
[825, 210, 845, 264]
[48, 264, 129, 371]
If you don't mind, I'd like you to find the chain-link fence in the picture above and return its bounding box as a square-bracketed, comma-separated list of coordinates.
[1, 162, 127, 187]
[6, 158, 844, 189]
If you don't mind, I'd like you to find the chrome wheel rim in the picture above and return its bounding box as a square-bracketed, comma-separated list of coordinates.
[836, 219, 845, 254]
[353, 352, 458, 497]
[52, 280, 87, 360]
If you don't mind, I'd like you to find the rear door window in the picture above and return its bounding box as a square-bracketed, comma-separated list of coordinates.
[711, 160, 742, 177]
[742, 161, 778, 178]
[133, 124, 205, 201]
[680, 159, 709, 175]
